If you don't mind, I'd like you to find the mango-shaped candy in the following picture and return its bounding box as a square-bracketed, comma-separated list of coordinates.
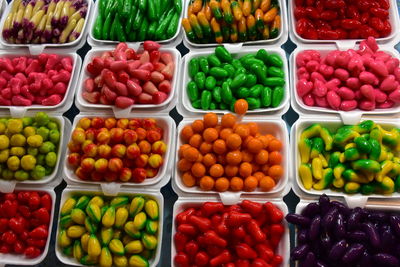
[80, 254, 98, 265]
[86, 203, 101, 223]
[141, 233, 157, 250]
[113, 255, 129, 267]
[101, 205, 109, 217]
[85, 217, 98, 234]
[110, 196, 129, 208]
[122, 235, 134, 245]
[81, 233, 90, 252]
[99, 247, 113, 267]
[60, 215, 74, 229]
[88, 196, 104, 207]
[71, 208, 86, 225]
[124, 221, 142, 239]
[129, 255, 149, 267]
[125, 240, 144, 254]
[102, 206, 116, 228]
[61, 197, 76, 216]
[67, 225, 86, 238]
[101, 227, 114, 246]
[145, 220, 158, 235]
[109, 239, 125, 256]
[133, 212, 147, 230]
[129, 196, 145, 217]
[115, 207, 129, 229]
[73, 240, 84, 262]
[88, 234, 101, 257]
[76, 195, 90, 209]
[59, 229, 72, 248]
[144, 200, 159, 220]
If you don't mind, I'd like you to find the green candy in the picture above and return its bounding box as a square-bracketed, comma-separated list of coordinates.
[194, 72, 206, 90]
[261, 87, 272, 107]
[199, 57, 209, 75]
[272, 86, 284, 108]
[201, 91, 212, 110]
[205, 76, 217, 90]
[187, 81, 199, 102]
[221, 82, 233, 104]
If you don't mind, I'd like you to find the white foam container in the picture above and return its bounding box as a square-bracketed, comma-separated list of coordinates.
[289, 44, 400, 125]
[173, 114, 290, 204]
[182, 0, 288, 49]
[55, 186, 164, 267]
[0, 183, 57, 266]
[0, 0, 94, 55]
[177, 45, 290, 116]
[0, 48, 82, 118]
[87, 0, 184, 48]
[291, 115, 400, 209]
[63, 112, 176, 195]
[75, 44, 181, 118]
[288, 0, 400, 47]
[171, 197, 290, 267]
[0, 110, 70, 194]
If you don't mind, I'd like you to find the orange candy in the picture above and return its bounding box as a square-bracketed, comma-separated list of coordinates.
[213, 139, 227, 155]
[215, 177, 230, 192]
[189, 134, 203, 148]
[221, 113, 237, 128]
[230, 177, 244, 191]
[199, 142, 213, 154]
[255, 149, 269, 165]
[268, 139, 282, 152]
[191, 162, 206, 178]
[203, 128, 219, 142]
[181, 125, 194, 141]
[244, 176, 258, 191]
[234, 99, 248, 115]
[239, 162, 252, 178]
[202, 153, 217, 167]
[203, 113, 218, 128]
[226, 150, 242, 165]
[183, 147, 200, 162]
[226, 133, 242, 150]
[225, 165, 238, 177]
[210, 164, 224, 178]
[192, 120, 204, 133]
[247, 138, 263, 153]
[178, 159, 193, 172]
[247, 122, 259, 136]
[199, 176, 214, 190]
[234, 124, 250, 139]
[269, 151, 282, 165]
[260, 176, 276, 191]
[182, 172, 196, 187]
[268, 165, 283, 180]
[220, 128, 233, 140]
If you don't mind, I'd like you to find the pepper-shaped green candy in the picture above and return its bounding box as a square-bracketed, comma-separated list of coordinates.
[344, 147, 360, 161]
[313, 168, 334, 190]
[354, 120, 375, 134]
[369, 139, 381, 161]
[311, 157, 323, 180]
[100, 227, 114, 246]
[250, 64, 268, 86]
[380, 176, 395, 194]
[144, 200, 159, 220]
[76, 196, 90, 210]
[99, 247, 113, 267]
[125, 221, 142, 239]
[352, 159, 381, 173]
[333, 176, 345, 189]
[130, 196, 145, 217]
[333, 128, 360, 148]
[86, 203, 101, 224]
[369, 128, 383, 143]
[389, 162, 400, 177]
[110, 196, 129, 208]
[310, 138, 324, 159]
[376, 160, 393, 182]
[299, 163, 313, 190]
[354, 136, 371, 154]
[342, 169, 369, 184]
[344, 182, 361, 194]
[125, 240, 144, 254]
[328, 151, 340, 168]
[360, 184, 375, 195]
[129, 255, 149, 267]
[382, 128, 400, 147]
[102, 206, 116, 228]
[59, 229, 72, 248]
[320, 127, 333, 151]
[109, 239, 125, 256]
[298, 138, 312, 164]
[70, 209, 86, 225]
[88, 234, 101, 257]
[73, 240, 84, 262]
[301, 124, 322, 139]
[61, 198, 76, 216]
[215, 46, 233, 63]
[333, 163, 346, 180]
[142, 233, 157, 250]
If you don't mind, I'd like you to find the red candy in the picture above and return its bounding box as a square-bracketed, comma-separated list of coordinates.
[83, 41, 174, 109]
[174, 201, 285, 267]
[296, 37, 400, 111]
[0, 54, 72, 106]
[294, 0, 392, 40]
[0, 191, 52, 259]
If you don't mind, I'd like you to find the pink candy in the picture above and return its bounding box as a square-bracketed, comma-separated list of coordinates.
[0, 54, 72, 106]
[296, 38, 400, 111]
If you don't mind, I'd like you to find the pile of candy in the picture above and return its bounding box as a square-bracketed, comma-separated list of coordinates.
[298, 120, 400, 194]
[187, 46, 285, 114]
[0, 112, 60, 181]
[296, 37, 400, 111]
[58, 194, 159, 266]
[287, 195, 400, 266]
[2, 0, 88, 44]
[294, 0, 391, 40]
[178, 112, 283, 192]
[68, 117, 167, 183]
[92, 0, 181, 42]
[83, 42, 174, 108]
[0, 191, 52, 258]
[174, 200, 285, 266]
[0, 54, 73, 107]
[182, 0, 281, 43]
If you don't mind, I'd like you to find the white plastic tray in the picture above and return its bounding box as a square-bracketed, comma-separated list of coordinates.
[63, 113, 175, 196]
[290, 44, 400, 125]
[0, 49, 82, 118]
[182, 0, 288, 48]
[0, 186, 56, 266]
[291, 116, 400, 208]
[288, 0, 400, 47]
[87, 0, 184, 47]
[0, 113, 70, 193]
[171, 198, 290, 267]
[55, 186, 164, 267]
[178, 46, 290, 116]
[75, 45, 181, 118]
[173, 115, 290, 205]
[0, 0, 93, 55]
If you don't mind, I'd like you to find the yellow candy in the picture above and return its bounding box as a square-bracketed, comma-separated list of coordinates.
[67, 225, 86, 238]
[99, 247, 113, 267]
[125, 240, 143, 254]
[88, 234, 101, 257]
